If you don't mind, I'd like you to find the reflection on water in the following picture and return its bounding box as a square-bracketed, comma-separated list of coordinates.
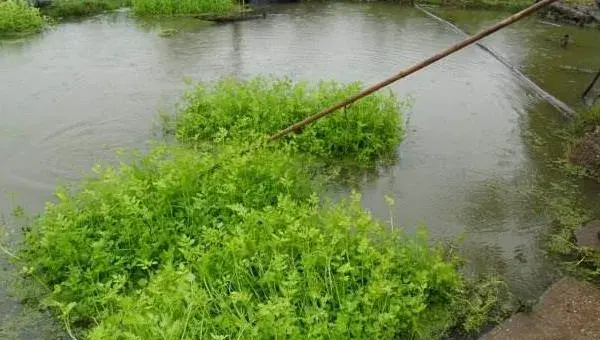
[1, 3, 599, 337]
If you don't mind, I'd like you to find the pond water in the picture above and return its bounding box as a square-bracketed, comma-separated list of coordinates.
[1, 3, 599, 338]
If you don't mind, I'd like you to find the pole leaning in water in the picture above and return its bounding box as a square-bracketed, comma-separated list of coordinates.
[269, 0, 561, 141]
[415, 4, 575, 117]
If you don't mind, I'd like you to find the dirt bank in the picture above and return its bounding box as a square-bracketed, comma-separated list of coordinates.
[570, 127, 600, 181]
[481, 277, 600, 340]
[540, 0, 600, 27]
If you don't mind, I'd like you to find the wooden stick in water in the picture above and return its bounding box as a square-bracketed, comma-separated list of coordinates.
[269, 0, 561, 141]
[582, 69, 600, 105]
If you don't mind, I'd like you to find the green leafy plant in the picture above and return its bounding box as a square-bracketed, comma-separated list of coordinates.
[0, 0, 46, 36]
[21, 143, 318, 325]
[89, 196, 467, 339]
[16, 76, 503, 339]
[18, 143, 504, 339]
[172, 77, 406, 167]
[570, 104, 600, 137]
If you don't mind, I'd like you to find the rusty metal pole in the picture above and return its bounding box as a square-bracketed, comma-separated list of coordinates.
[269, 0, 561, 141]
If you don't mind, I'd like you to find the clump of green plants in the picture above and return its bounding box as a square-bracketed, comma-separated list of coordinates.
[41, 0, 130, 19]
[17, 142, 493, 339]
[172, 77, 405, 166]
[89, 196, 468, 339]
[20, 143, 317, 325]
[12, 76, 505, 339]
[570, 104, 600, 137]
[0, 0, 46, 36]
[132, 0, 234, 16]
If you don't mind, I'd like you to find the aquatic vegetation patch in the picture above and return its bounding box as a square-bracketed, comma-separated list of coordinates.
[132, 0, 234, 16]
[20, 144, 316, 323]
[172, 77, 405, 167]
[0, 0, 46, 36]
[88, 195, 467, 339]
[521, 114, 600, 282]
[157, 27, 177, 36]
[15, 142, 497, 339]
[535, 163, 600, 282]
[11, 75, 505, 338]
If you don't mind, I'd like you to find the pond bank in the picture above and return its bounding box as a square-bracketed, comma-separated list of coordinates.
[411, 4, 600, 336]
[541, 0, 600, 27]
[417, 0, 599, 27]
[39, 0, 130, 20]
[28, 0, 600, 23]
[482, 277, 600, 339]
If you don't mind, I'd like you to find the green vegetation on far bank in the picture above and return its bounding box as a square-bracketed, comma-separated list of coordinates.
[421, 0, 532, 12]
[40, 0, 240, 20]
[421, 0, 597, 12]
[0, 0, 46, 36]
[9, 0, 599, 24]
[41, 0, 131, 19]
[132, 0, 234, 16]
[6, 77, 508, 339]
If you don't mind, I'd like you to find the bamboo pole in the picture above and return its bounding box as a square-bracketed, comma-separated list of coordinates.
[269, 0, 561, 141]
[416, 4, 575, 117]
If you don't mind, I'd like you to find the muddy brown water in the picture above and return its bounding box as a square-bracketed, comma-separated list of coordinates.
[1, 4, 599, 338]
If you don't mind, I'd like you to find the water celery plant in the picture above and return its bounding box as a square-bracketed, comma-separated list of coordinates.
[89, 195, 465, 339]
[15, 77, 504, 339]
[21, 143, 479, 339]
[0, 0, 46, 36]
[172, 77, 405, 167]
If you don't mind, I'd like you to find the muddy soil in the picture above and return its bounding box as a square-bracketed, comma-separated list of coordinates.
[481, 277, 600, 340]
[540, 1, 600, 26]
[569, 127, 600, 180]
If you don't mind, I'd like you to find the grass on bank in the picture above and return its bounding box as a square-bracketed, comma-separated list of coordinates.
[421, 0, 597, 11]
[132, 0, 234, 16]
[41, 0, 130, 19]
[422, 0, 531, 11]
[0, 0, 46, 36]
[11, 77, 506, 339]
[43, 0, 242, 18]
[570, 104, 600, 137]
